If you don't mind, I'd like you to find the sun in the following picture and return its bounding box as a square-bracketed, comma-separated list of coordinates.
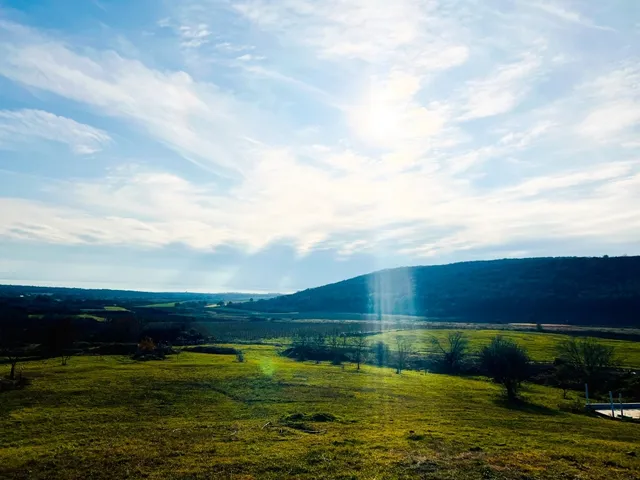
[352, 95, 404, 147]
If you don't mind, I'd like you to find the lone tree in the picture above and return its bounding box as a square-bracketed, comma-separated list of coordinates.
[553, 361, 577, 399]
[555, 337, 616, 389]
[44, 318, 76, 366]
[327, 329, 343, 365]
[395, 337, 413, 374]
[351, 335, 369, 370]
[480, 336, 530, 401]
[0, 323, 25, 380]
[291, 331, 312, 361]
[430, 331, 469, 373]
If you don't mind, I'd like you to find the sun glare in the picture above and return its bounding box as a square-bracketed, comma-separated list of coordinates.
[352, 92, 405, 147]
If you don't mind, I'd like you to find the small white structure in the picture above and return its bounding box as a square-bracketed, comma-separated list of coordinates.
[591, 404, 640, 419]
[585, 386, 640, 420]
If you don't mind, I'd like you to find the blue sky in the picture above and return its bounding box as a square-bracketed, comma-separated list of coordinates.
[0, 0, 639, 293]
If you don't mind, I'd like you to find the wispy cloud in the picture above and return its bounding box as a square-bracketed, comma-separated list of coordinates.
[178, 23, 212, 48]
[575, 65, 640, 141]
[529, 2, 614, 31]
[0, 109, 110, 154]
[0, 0, 639, 289]
[459, 54, 543, 120]
[0, 21, 268, 175]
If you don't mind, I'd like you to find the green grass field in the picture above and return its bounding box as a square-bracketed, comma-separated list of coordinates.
[139, 302, 179, 308]
[371, 329, 640, 368]
[103, 306, 129, 312]
[74, 313, 106, 322]
[1, 347, 638, 479]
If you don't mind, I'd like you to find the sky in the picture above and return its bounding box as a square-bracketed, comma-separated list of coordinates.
[0, 0, 639, 293]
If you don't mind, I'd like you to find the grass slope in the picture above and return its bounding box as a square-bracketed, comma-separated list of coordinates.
[371, 329, 640, 368]
[1, 347, 638, 479]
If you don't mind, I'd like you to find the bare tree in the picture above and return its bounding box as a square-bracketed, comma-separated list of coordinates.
[553, 363, 576, 399]
[0, 324, 24, 380]
[480, 336, 530, 401]
[311, 333, 325, 350]
[351, 335, 369, 370]
[555, 337, 616, 388]
[311, 333, 326, 362]
[327, 329, 342, 365]
[44, 318, 76, 366]
[291, 331, 311, 361]
[395, 337, 413, 374]
[430, 331, 469, 373]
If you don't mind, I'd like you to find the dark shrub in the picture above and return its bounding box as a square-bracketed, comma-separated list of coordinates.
[480, 336, 531, 401]
[183, 346, 238, 355]
[308, 412, 337, 422]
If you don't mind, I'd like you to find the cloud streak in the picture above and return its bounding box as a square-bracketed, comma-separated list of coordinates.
[0, 109, 110, 154]
[0, 0, 639, 290]
[0, 21, 270, 176]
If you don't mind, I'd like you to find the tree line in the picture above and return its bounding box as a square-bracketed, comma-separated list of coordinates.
[284, 330, 633, 401]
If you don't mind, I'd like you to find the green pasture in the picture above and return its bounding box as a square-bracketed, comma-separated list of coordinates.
[139, 302, 179, 308]
[1, 346, 638, 479]
[371, 329, 640, 368]
[103, 306, 129, 312]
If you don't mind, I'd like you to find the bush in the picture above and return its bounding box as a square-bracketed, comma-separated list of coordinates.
[430, 331, 469, 373]
[138, 337, 155, 352]
[281, 412, 337, 423]
[555, 337, 617, 391]
[183, 346, 238, 355]
[132, 338, 175, 361]
[308, 412, 337, 422]
[480, 336, 531, 401]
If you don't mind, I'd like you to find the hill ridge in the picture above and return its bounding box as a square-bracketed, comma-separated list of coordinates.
[241, 256, 640, 326]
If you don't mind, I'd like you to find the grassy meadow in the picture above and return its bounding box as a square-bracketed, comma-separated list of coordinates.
[2, 346, 639, 480]
[371, 329, 640, 368]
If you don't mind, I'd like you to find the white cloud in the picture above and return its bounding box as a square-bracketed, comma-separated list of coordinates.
[157, 16, 213, 48]
[1, 1, 639, 268]
[236, 54, 265, 61]
[0, 109, 110, 154]
[459, 54, 543, 120]
[529, 2, 614, 31]
[577, 102, 640, 139]
[178, 23, 212, 48]
[232, 0, 430, 62]
[2, 151, 638, 259]
[0, 21, 267, 175]
[346, 71, 448, 149]
[502, 162, 634, 197]
[215, 42, 255, 52]
[575, 66, 640, 141]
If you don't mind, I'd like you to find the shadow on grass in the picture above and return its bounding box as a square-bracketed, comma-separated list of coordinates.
[492, 397, 561, 416]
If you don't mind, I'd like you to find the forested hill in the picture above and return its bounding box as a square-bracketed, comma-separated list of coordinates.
[242, 257, 640, 326]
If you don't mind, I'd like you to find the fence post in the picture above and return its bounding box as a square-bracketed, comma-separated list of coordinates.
[585, 384, 590, 407]
[619, 393, 624, 418]
[609, 391, 615, 418]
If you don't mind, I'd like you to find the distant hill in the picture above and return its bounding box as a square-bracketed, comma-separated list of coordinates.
[240, 257, 640, 326]
[0, 285, 279, 303]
